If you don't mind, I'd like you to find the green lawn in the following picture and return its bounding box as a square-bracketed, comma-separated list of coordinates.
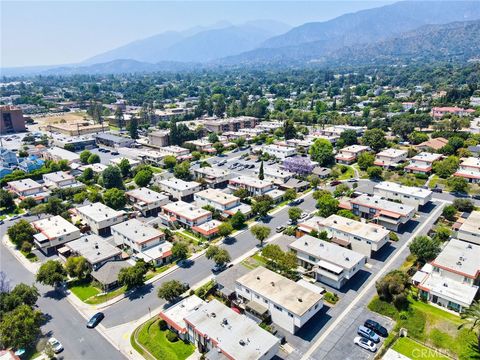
[334, 165, 355, 180]
[84, 286, 126, 305]
[68, 279, 100, 301]
[136, 319, 194, 360]
[392, 337, 450, 360]
[145, 264, 172, 281]
[20, 250, 38, 262]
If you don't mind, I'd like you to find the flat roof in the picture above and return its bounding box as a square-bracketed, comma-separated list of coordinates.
[95, 132, 132, 143]
[47, 147, 80, 161]
[458, 211, 480, 235]
[320, 215, 390, 243]
[195, 188, 239, 206]
[421, 273, 478, 307]
[229, 175, 273, 189]
[194, 167, 231, 178]
[339, 145, 369, 153]
[7, 178, 43, 191]
[351, 194, 415, 216]
[159, 178, 202, 191]
[43, 171, 75, 183]
[67, 235, 121, 264]
[410, 152, 443, 163]
[184, 299, 279, 360]
[460, 157, 480, 168]
[162, 201, 211, 221]
[376, 148, 407, 158]
[32, 215, 80, 239]
[431, 239, 480, 278]
[159, 295, 206, 334]
[76, 202, 125, 221]
[126, 187, 168, 204]
[374, 181, 432, 199]
[256, 167, 294, 179]
[289, 235, 365, 270]
[236, 266, 323, 317]
[111, 218, 163, 244]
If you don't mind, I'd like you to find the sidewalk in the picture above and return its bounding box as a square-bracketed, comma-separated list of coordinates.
[2, 234, 40, 274]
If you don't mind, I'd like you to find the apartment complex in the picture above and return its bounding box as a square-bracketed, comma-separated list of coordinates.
[405, 152, 443, 174]
[235, 266, 323, 334]
[373, 181, 432, 209]
[158, 178, 202, 201]
[7, 178, 49, 202]
[32, 215, 82, 255]
[454, 157, 480, 183]
[76, 202, 126, 236]
[289, 235, 366, 289]
[126, 187, 169, 217]
[335, 145, 370, 164]
[457, 211, 480, 245]
[374, 148, 408, 168]
[148, 130, 170, 148]
[42, 171, 83, 190]
[65, 234, 122, 270]
[204, 116, 257, 133]
[261, 144, 297, 160]
[0, 105, 26, 133]
[228, 176, 276, 196]
[194, 188, 240, 214]
[161, 201, 212, 228]
[193, 167, 232, 188]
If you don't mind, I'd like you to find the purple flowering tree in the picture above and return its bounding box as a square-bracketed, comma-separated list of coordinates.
[283, 156, 314, 175]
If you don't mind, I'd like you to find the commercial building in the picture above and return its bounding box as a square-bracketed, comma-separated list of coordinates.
[454, 157, 480, 183]
[235, 266, 323, 334]
[374, 148, 408, 168]
[111, 218, 171, 265]
[32, 215, 82, 255]
[51, 134, 96, 151]
[64, 234, 122, 270]
[184, 299, 280, 360]
[457, 211, 480, 245]
[316, 215, 390, 257]
[43, 122, 105, 136]
[94, 133, 135, 148]
[228, 176, 276, 197]
[161, 201, 212, 228]
[289, 235, 366, 289]
[261, 144, 297, 160]
[0, 105, 26, 133]
[405, 152, 443, 174]
[148, 130, 170, 148]
[42, 171, 83, 190]
[158, 178, 202, 202]
[193, 167, 232, 188]
[7, 178, 49, 202]
[335, 145, 370, 164]
[126, 187, 169, 217]
[204, 116, 257, 133]
[44, 146, 80, 164]
[373, 181, 433, 209]
[414, 239, 480, 312]
[75, 202, 126, 236]
[349, 194, 415, 231]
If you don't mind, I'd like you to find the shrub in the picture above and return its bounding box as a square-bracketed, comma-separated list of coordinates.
[398, 309, 426, 340]
[442, 205, 457, 221]
[393, 293, 409, 310]
[368, 296, 399, 320]
[414, 173, 429, 180]
[324, 292, 339, 304]
[389, 232, 399, 242]
[158, 320, 167, 331]
[166, 330, 179, 343]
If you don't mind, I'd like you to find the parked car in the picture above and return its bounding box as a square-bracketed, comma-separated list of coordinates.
[218, 160, 227, 166]
[212, 263, 227, 273]
[364, 319, 388, 337]
[48, 338, 63, 353]
[111, 151, 119, 155]
[472, 193, 480, 200]
[9, 215, 20, 221]
[432, 187, 443, 193]
[357, 325, 380, 343]
[86, 312, 105, 328]
[300, 212, 308, 219]
[353, 336, 376, 352]
[330, 180, 342, 186]
[347, 179, 358, 183]
[276, 226, 286, 233]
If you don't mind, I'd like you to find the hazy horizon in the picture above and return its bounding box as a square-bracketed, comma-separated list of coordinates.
[1, 0, 393, 68]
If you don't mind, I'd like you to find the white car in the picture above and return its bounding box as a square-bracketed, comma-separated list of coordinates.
[354, 336, 377, 352]
[48, 337, 63, 353]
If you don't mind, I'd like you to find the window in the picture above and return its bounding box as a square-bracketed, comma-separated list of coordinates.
[308, 256, 316, 262]
[288, 312, 293, 318]
[274, 304, 282, 311]
[245, 289, 250, 294]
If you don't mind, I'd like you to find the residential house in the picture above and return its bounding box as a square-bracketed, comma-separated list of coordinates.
[42, 171, 83, 190]
[405, 152, 443, 174]
[289, 235, 366, 289]
[17, 155, 45, 173]
[32, 215, 81, 255]
[228, 176, 276, 197]
[125, 187, 169, 217]
[261, 144, 297, 160]
[373, 181, 433, 210]
[194, 188, 248, 217]
[0, 148, 17, 166]
[335, 145, 370, 165]
[254, 167, 294, 184]
[235, 266, 323, 334]
[158, 178, 203, 202]
[7, 178, 49, 202]
[454, 157, 480, 183]
[457, 211, 480, 245]
[159, 295, 206, 340]
[191, 219, 222, 239]
[431, 107, 475, 120]
[94, 133, 135, 148]
[43, 146, 80, 164]
[193, 167, 232, 188]
[416, 137, 448, 152]
[64, 234, 122, 270]
[161, 201, 212, 228]
[374, 148, 408, 168]
[204, 116, 257, 133]
[75, 202, 126, 236]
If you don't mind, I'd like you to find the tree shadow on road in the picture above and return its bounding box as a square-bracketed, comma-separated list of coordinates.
[43, 289, 67, 301]
[125, 283, 154, 301]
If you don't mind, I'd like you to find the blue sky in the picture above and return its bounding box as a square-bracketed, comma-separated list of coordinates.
[1, 0, 393, 67]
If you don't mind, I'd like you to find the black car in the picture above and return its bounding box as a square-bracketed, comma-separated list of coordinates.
[432, 187, 443, 193]
[87, 312, 105, 328]
[364, 319, 388, 337]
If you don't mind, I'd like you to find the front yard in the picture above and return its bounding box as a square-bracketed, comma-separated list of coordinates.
[392, 337, 450, 360]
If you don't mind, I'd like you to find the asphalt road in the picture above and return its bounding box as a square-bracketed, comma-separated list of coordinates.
[0, 219, 126, 360]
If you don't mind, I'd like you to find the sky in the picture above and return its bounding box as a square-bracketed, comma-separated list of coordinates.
[1, 0, 393, 68]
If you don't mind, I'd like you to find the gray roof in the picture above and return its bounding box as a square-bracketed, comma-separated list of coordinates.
[67, 234, 121, 265]
[215, 263, 251, 297]
[92, 260, 131, 285]
[95, 133, 132, 143]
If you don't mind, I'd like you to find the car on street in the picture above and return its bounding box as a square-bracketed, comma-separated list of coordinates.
[347, 179, 358, 183]
[472, 194, 480, 200]
[290, 198, 304, 206]
[330, 180, 342, 186]
[212, 263, 227, 273]
[218, 160, 227, 166]
[276, 226, 286, 233]
[111, 151, 119, 155]
[9, 215, 20, 221]
[300, 212, 308, 220]
[353, 336, 377, 352]
[357, 325, 380, 343]
[364, 319, 388, 337]
[86, 312, 105, 328]
[48, 337, 64, 353]
[432, 187, 443, 193]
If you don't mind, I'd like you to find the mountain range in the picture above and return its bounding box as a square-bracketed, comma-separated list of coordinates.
[3, 1, 480, 75]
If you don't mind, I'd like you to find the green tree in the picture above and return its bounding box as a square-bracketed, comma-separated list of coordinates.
[453, 198, 474, 212]
[101, 165, 124, 189]
[367, 166, 383, 180]
[447, 177, 469, 193]
[284, 120, 297, 140]
[163, 155, 177, 170]
[134, 169, 153, 187]
[65, 256, 90, 279]
[362, 129, 387, 152]
[307, 175, 320, 189]
[357, 152, 375, 171]
[173, 161, 191, 180]
[118, 260, 148, 290]
[339, 130, 358, 146]
[172, 242, 189, 261]
[87, 153, 100, 164]
[213, 142, 225, 155]
[36, 260, 67, 287]
[206, 245, 220, 260]
[80, 150, 92, 164]
[128, 115, 139, 139]
[258, 161, 264, 180]
[337, 209, 358, 220]
[233, 188, 249, 200]
[2, 284, 40, 313]
[262, 244, 283, 263]
[409, 236, 441, 265]
[103, 188, 126, 210]
[433, 156, 460, 178]
[284, 188, 297, 201]
[408, 131, 429, 145]
[157, 280, 188, 303]
[316, 193, 339, 217]
[81, 167, 94, 182]
[230, 211, 246, 230]
[250, 224, 271, 247]
[213, 249, 230, 266]
[459, 300, 480, 351]
[309, 138, 334, 166]
[0, 305, 42, 349]
[18, 197, 37, 210]
[208, 133, 219, 143]
[251, 195, 273, 218]
[375, 270, 410, 306]
[118, 158, 131, 178]
[7, 220, 36, 248]
[217, 222, 233, 238]
[442, 205, 457, 221]
[0, 189, 14, 210]
[72, 192, 86, 205]
[288, 207, 302, 223]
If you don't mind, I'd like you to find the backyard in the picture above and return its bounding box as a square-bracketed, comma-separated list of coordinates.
[392, 337, 450, 360]
[132, 319, 195, 360]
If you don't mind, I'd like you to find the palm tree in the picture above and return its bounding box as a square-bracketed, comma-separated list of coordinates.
[459, 300, 480, 352]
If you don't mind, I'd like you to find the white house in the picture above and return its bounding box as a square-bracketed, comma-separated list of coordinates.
[194, 188, 240, 214]
[289, 235, 366, 289]
[405, 152, 442, 174]
[32, 215, 81, 255]
[235, 266, 323, 334]
[126, 187, 169, 217]
[7, 178, 50, 202]
[454, 157, 480, 183]
[373, 181, 433, 210]
[228, 176, 276, 196]
[65, 234, 122, 270]
[261, 144, 297, 160]
[42, 171, 83, 190]
[158, 178, 202, 202]
[374, 148, 408, 168]
[193, 167, 232, 188]
[159, 295, 206, 340]
[335, 145, 370, 164]
[414, 239, 480, 312]
[161, 201, 212, 228]
[457, 211, 480, 246]
[75, 202, 126, 236]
